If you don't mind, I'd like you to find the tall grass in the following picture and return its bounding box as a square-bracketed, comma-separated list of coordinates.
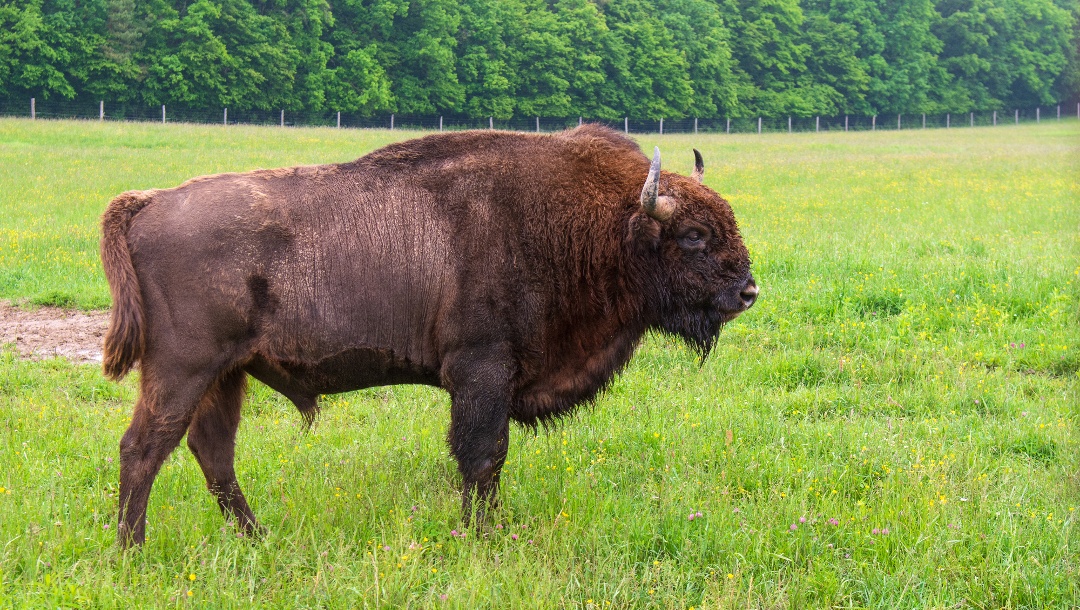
[0, 118, 1077, 608]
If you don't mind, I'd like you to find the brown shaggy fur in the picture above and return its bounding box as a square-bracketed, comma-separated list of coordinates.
[101, 124, 755, 546]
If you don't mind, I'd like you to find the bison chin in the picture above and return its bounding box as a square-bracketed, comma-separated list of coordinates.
[659, 304, 727, 363]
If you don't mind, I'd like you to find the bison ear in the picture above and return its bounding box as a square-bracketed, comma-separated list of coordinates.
[628, 210, 662, 250]
[640, 147, 677, 221]
[692, 149, 704, 183]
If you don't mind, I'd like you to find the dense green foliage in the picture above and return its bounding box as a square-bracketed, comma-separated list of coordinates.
[0, 0, 1076, 118]
[1, 118, 1078, 607]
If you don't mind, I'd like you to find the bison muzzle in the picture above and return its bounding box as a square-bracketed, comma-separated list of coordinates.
[100, 125, 756, 546]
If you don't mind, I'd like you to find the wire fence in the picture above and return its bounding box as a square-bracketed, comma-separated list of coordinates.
[3, 97, 1078, 134]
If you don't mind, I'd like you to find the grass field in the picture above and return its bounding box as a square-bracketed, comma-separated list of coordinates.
[0, 117, 1078, 608]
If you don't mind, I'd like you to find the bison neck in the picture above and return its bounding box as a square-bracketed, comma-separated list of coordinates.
[512, 313, 646, 426]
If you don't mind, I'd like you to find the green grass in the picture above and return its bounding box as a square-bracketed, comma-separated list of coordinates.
[1, 117, 1078, 608]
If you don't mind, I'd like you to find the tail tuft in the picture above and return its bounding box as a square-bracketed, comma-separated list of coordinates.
[100, 191, 152, 380]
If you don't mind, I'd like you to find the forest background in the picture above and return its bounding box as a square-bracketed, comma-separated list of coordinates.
[0, 0, 1078, 121]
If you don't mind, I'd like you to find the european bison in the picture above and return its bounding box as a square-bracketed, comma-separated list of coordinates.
[101, 124, 756, 546]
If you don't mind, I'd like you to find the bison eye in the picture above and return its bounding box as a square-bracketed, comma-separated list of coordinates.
[677, 227, 709, 251]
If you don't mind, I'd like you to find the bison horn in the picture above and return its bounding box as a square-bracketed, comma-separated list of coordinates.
[640, 147, 676, 221]
[692, 149, 704, 183]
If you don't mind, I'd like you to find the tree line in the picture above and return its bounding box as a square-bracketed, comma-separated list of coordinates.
[1, 0, 1077, 119]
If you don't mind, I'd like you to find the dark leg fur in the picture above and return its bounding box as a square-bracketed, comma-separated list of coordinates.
[453, 413, 510, 525]
[445, 350, 513, 525]
[186, 370, 262, 535]
[118, 370, 216, 547]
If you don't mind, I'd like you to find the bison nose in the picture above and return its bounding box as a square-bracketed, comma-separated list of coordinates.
[739, 278, 758, 310]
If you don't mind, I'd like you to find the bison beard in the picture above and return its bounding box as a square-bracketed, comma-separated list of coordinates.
[100, 125, 755, 546]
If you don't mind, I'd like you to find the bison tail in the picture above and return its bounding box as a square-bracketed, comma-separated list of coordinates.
[100, 191, 152, 380]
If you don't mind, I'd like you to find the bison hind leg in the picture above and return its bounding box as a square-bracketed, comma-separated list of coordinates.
[119, 365, 225, 547]
[186, 369, 264, 536]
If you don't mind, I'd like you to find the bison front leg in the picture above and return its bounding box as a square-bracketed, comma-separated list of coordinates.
[444, 350, 513, 526]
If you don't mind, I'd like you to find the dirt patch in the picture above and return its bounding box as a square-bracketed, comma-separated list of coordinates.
[1, 301, 108, 364]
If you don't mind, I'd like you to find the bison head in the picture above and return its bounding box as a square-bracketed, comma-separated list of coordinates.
[633, 147, 757, 358]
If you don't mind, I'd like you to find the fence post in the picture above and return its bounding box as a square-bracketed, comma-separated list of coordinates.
[845, 115, 848, 131]
[788, 116, 791, 133]
[970, 112, 973, 127]
[578, 116, 582, 127]
[224, 108, 228, 125]
[536, 116, 540, 132]
[757, 117, 761, 134]
[922, 113, 925, 129]
[816, 116, 819, 132]
[99, 100, 104, 121]
[162, 105, 165, 124]
[31, 97, 35, 120]
[1057, 104, 1060, 120]
[694, 117, 698, 134]
[439, 116, 443, 131]
[280, 109, 284, 127]
[993, 110, 996, 126]
[390, 114, 394, 130]
[946, 113, 950, 128]
[624, 117, 629, 134]
[726, 118, 730, 134]
[1036, 107, 1040, 123]
[335, 111, 340, 128]
[489, 116, 493, 130]
[1015, 109, 1018, 124]
[897, 114, 901, 129]
[659, 118, 663, 135]
[872, 115, 876, 130]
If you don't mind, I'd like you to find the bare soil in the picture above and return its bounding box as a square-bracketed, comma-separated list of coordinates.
[0, 301, 108, 364]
